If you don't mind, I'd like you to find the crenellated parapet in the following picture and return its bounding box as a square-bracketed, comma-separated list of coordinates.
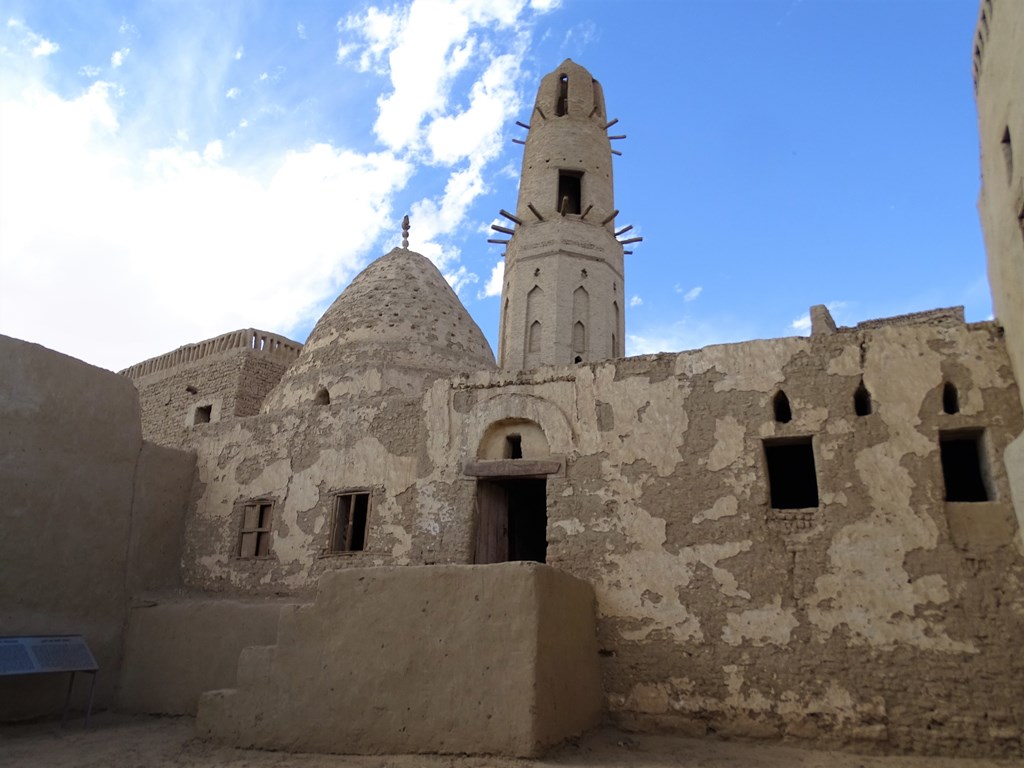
[120, 329, 301, 381]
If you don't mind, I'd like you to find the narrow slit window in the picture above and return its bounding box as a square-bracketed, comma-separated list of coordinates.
[1002, 126, 1013, 182]
[558, 171, 582, 214]
[556, 74, 568, 116]
[773, 391, 792, 423]
[331, 492, 370, 552]
[506, 434, 523, 459]
[940, 430, 990, 502]
[573, 320, 586, 354]
[854, 381, 872, 416]
[764, 438, 819, 509]
[239, 501, 273, 557]
[943, 382, 960, 415]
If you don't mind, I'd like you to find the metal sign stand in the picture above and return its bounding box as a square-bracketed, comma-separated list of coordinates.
[0, 635, 99, 726]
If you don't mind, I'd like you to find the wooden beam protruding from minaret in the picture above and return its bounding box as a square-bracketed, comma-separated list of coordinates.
[491, 224, 515, 236]
[500, 209, 523, 225]
[527, 203, 545, 221]
[603, 118, 619, 130]
[512, 138, 525, 145]
[559, 196, 569, 216]
[614, 224, 633, 236]
[534, 106, 547, 120]
[609, 134, 626, 140]
[487, 238, 510, 245]
[601, 210, 619, 226]
[515, 121, 531, 130]
[580, 204, 593, 220]
[619, 236, 643, 245]
[611, 149, 622, 156]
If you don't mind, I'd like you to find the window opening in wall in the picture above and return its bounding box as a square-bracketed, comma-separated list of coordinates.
[943, 382, 960, 414]
[854, 380, 872, 416]
[506, 434, 523, 459]
[331, 492, 370, 552]
[185, 384, 198, 394]
[764, 438, 819, 509]
[558, 171, 582, 215]
[239, 501, 273, 557]
[555, 74, 568, 116]
[591, 78, 602, 118]
[773, 391, 792, 423]
[1002, 126, 1013, 182]
[194, 404, 212, 424]
[611, 333, 617, 357]
[314, 387, 330, 405]
[940, 430, 990, 502]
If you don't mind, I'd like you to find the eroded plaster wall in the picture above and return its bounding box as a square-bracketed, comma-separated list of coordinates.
[182, 317, 1023, 755]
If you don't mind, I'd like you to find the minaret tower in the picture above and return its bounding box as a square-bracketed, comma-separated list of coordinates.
[494, 60, 637, 371]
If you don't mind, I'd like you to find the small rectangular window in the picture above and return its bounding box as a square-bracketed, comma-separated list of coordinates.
[331, 492, 370, 552]
[194, 404, 212, 424]
[940, 430, 990, 502]
[764, 438, 819, 509]
[558, 171, 582, 215]
[238, 501, 273, 557]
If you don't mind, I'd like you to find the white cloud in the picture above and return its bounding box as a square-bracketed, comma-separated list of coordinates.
[238, 118, 249, 128]
[258, 71, 269, 82]
[225, 87, 240, 99]
[339, 0, 536, 153]
[202, 140, 223, 162]
[478, 260, 504, 299]
[0, 78, 414, 371]
[234, 46, 244, 60]
[7, 18, 59, 58]
[31, 38, 59, 57]
[297, 22, 306, 40]
[444, 264, 478, 296]
[630, 295, 643, 307]
[790, 314, 812, 333]
[111, 47, 129, 68]
[79, 65, 101, 78]
[683, 286, 702, 302]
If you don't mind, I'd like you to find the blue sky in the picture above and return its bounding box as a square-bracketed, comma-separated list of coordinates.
[0, 0, 988, 372]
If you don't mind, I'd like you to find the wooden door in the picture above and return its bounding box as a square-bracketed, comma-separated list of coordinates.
[473, 481, 508, 564]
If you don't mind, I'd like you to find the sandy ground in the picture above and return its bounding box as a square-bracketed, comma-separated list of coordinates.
[2, 715, 1024, 768]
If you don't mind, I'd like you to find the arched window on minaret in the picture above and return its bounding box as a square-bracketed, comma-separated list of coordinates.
[556, 73, 568, 116]
[613, 300, 620, 356]
[529, 321, 542, 353]
[573, 322, 586, 363]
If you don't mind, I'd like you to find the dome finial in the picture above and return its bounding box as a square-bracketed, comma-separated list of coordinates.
[401, 215, 410, 249]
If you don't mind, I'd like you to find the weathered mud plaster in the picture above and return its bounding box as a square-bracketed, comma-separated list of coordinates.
[197, 564, 602, 757]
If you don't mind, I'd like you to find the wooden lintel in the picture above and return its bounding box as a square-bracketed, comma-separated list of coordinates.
[464, 458, 564, 478]
[491, 224, 515, 235]
[527, 203, 545, 221]
[500, 209, 523, 225]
